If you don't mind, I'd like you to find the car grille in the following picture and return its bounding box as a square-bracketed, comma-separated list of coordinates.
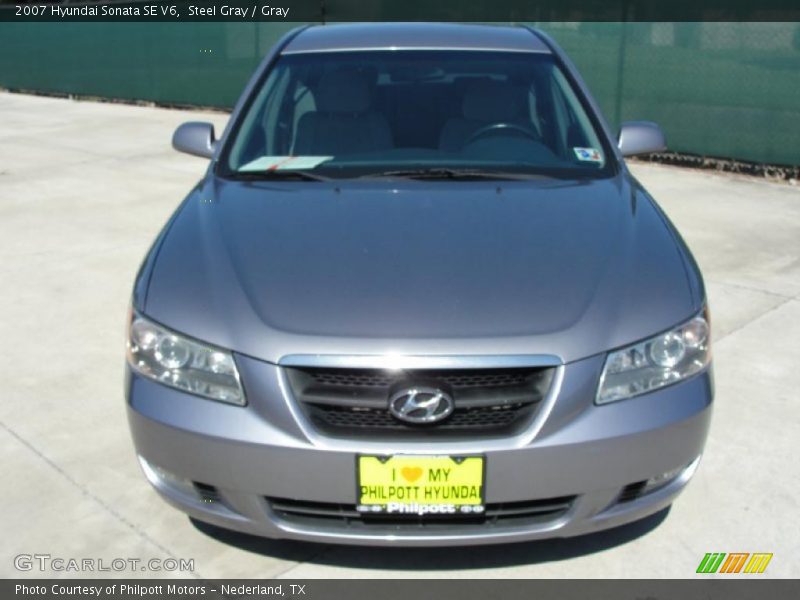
[267, 496, 575, 528]
[308, 369, 535, 389]
[284, 366, 555, 439]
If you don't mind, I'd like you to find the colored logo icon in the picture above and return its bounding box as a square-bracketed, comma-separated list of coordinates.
[696, 552, 773, 574]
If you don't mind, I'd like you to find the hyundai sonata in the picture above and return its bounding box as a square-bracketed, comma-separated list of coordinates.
[126, 23, 713, 546]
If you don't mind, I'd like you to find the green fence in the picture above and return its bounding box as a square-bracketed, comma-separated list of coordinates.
[541, 22, 800, 166]
[1, 20, 799, 165]
[0, 22, 298, 108]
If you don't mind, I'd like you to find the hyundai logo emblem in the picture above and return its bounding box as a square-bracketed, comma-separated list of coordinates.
[388, 386, 455, 424]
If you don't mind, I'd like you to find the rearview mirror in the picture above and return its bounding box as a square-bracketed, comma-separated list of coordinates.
[172, 122, 216, 158]
[618, 121, 666, 157]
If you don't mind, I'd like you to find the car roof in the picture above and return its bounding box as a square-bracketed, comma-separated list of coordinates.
[282, 23, 551, 55]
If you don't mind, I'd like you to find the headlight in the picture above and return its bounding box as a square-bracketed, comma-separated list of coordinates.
[596, 310, 710, 404]
[126, 312, 245, 405]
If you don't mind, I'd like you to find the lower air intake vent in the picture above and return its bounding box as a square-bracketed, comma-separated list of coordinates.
[267, 495, 576, 528]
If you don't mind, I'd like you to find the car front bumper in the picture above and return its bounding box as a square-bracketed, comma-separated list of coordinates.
[126, 353, 713, 546]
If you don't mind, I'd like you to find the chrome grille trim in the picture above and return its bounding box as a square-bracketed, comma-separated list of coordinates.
[278, 354, 562, 370]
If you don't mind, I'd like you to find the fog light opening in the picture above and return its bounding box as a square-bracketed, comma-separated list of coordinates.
[138, 456, 200, 500]
[193, 481, 222, 504]
[618, 456, 702, 504]
[641, 465, 685, 495]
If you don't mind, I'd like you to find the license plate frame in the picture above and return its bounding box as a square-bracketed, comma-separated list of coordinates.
[356, 454, 486, 517]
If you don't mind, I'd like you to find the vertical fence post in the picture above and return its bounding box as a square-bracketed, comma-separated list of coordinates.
[613, 2, 629, 131]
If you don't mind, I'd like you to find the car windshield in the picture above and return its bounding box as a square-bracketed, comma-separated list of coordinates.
[221, 50, 614, 180]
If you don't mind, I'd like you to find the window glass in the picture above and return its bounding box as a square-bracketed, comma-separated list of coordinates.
[223, 50, 613, 179]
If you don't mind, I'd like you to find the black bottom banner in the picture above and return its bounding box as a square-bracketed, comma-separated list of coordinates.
[5, 580, 800, 600]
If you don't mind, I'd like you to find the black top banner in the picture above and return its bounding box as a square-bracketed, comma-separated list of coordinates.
[2, 0, 800, 22]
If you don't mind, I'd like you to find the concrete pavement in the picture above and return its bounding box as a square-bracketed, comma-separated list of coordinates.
[1, 91, 798, 578]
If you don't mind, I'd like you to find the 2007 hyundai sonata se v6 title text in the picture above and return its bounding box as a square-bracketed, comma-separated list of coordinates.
[125, 23, 713, 546]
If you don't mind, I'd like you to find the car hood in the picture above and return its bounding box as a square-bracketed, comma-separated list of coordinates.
[140, 174, 703, 364]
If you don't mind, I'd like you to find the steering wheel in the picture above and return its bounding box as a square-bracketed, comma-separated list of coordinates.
[466, 122, 540, 145]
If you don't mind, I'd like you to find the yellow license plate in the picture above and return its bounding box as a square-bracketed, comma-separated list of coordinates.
[357, 455, 485, 516]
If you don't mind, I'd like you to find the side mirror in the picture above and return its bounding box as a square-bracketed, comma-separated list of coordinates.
[172, 122, 216, 158]
[618, 121, 666, 157]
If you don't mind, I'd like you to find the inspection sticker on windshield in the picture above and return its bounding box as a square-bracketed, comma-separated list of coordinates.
[573, 147, 603, 162]
[357, 455, 485, 516]
[238, 155, 332, 172]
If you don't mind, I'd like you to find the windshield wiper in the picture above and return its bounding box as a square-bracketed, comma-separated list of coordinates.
[357, 168, 551, 181]
[233, 170, 331, 182]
